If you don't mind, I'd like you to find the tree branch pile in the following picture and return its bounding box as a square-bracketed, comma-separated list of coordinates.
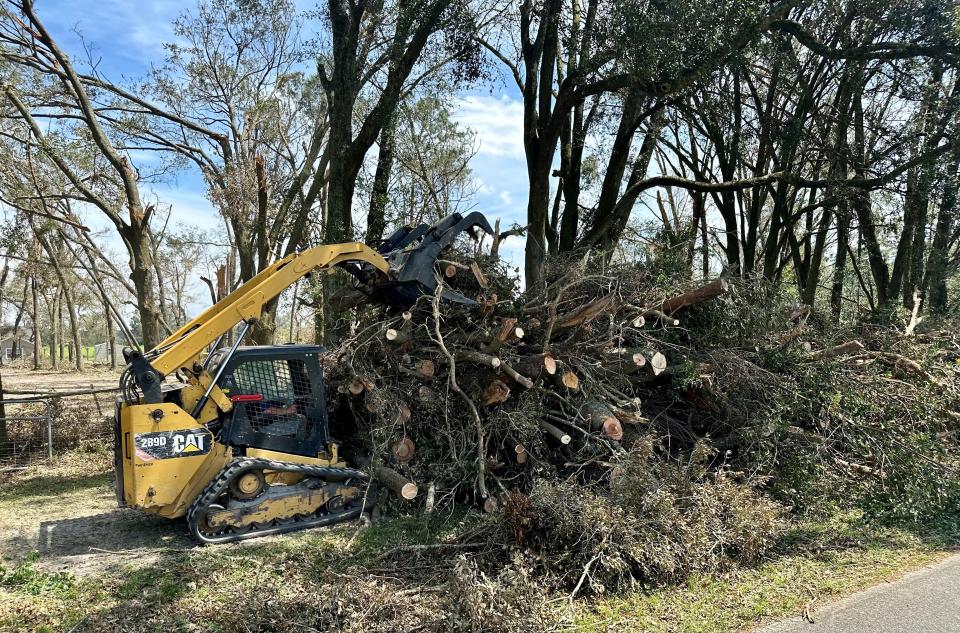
[317, 241, 960, 594]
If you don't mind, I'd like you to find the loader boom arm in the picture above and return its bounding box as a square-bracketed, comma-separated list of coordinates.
[146, 242, 389, 379]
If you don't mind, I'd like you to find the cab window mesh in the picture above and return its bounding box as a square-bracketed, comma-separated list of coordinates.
[231, 359, 313, 437]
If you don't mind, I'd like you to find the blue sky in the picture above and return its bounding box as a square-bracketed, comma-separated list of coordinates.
[37, 0, 531, 272]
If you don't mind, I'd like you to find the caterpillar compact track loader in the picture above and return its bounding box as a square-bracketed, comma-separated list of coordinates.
[114, 212, 492, 543]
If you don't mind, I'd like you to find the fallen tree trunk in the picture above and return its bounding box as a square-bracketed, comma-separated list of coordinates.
[375, 465, 418, 500]
[580, 400, 624, 441]
[554, 293, 618, 332]
[653, 278, 729, 315]
[809, 340, 865, 360]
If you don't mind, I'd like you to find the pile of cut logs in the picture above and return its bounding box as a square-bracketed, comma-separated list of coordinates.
[326, 248, 730, 510]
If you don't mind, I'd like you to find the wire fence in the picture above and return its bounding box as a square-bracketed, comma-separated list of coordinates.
[0, 390, 115, 470]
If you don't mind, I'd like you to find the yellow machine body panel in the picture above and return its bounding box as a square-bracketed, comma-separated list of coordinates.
[119, 402, 232, 518]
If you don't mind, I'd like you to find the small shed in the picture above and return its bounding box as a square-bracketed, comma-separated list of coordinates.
[0, 335, 34, 361]
[94, 342, 125, 364]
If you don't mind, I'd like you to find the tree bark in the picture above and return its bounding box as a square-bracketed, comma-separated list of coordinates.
[367, 114, 397, 245]
[375, 465, 418, 500]
[830, 200, 850, 319]
[123, 227, 163, 349]
[924, 150, 960, 311]
[37, 233, 82, 370]
[31, 275, 40, 371]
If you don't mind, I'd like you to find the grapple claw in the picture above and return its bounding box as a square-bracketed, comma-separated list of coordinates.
[343, 212, 495, 309]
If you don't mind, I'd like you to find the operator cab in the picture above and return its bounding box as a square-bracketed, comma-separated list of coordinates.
[207, 345, 331, 458]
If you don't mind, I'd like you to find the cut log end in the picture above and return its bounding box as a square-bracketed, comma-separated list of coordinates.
[543, 355, 557, 375]
[482, 379, 511, 406]
[581, 400, 624, 441]
[416, 359, 436, 378]
[392, 437, 416, 463]
[648, 351, 667, 376]
[348, 377, 366, 395]
[515, 443, 528, 464]
[375, 465, 418, 501]
[601, 418, 624, 441]
[539, 419, 572, 444]
[560, 371, 580, 390]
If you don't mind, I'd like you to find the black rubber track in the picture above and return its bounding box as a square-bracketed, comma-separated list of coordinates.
[186, 458, 373, 544]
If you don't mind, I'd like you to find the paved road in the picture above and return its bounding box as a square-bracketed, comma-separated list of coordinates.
[759, 554, 960, 633]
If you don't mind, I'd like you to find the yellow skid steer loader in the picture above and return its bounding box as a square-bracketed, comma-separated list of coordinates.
[114, 213, 492, 543]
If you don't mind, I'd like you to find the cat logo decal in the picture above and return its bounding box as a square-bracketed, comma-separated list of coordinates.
[135, 430, 212, 460]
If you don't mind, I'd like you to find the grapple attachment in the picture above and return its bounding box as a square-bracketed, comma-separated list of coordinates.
[342, 211, 494, 309]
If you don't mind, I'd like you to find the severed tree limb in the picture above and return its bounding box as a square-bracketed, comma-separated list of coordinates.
[490, 218, 528, 259]
[905, 287, 923, 336]
[651, 278, 729, 315]
[455, 349, 502, 369]
[809, 340, 866, 360]
[375, 465, 418, 500]
[431, 279, 489, 500]
[554, 292, 619, 331]
[643, 308, 680, 326]
[499, 359, 534, 389]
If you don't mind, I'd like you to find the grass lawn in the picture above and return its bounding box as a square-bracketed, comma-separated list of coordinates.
[1, 451, 956, 633]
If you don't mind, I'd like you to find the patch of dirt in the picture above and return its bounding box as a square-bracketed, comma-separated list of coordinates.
[1, 367, 121, 393]
[0, 458, 194, 576]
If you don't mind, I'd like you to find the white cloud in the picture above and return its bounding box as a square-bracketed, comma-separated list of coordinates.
[474, 177, 493, 195]
[499, 190, 513, 206]
[41, 0, 182, 74]
[454, 95, 525, 159]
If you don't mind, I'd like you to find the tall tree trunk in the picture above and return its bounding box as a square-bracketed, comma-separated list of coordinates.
[49, 293, 58, 369]
[579, 111, 662, 252]
[63, 283, 81, 370]
[924, 151, 960, 312]
[830, 200, 850, 319]
[891, 64, 943, 306]
[581, 90, 643, 248]
[367, 115, 397, 245]
[521, 0, 563, 291]
[124, 228, 162, 349]
[0, 261, 8, 367]
[252, 297, 279, 346]
[851, 95, 890, 309]
[524, 157, 554, 293]
[106, 299, 117, 369]
[806, 75, 854, 307]
[556, 0, 584, 252]
[37, 233, 83, 370]
[10, 283, 28, 365]
[0, 369, 6, 448]
[31, 275, 40, 371]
